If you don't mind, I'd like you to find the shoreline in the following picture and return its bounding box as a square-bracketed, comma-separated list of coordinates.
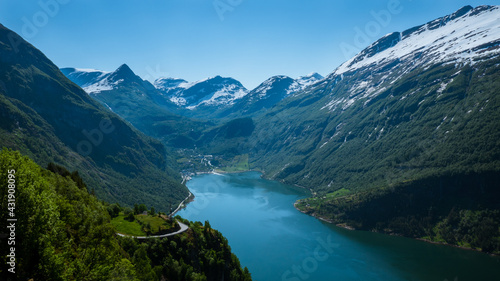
[293, 202, 355, 230]
[182, 170, 498, 257]
[293, 201, 498, 256]
[414, 238, 498, 256]
[169, 191, 193, 217]
[175, 169, 249, 216]
[184, 169, 498, 256]
[212, 168, 262, 175]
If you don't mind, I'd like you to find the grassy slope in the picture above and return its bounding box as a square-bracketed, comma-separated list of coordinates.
[111, 213, 146, 236]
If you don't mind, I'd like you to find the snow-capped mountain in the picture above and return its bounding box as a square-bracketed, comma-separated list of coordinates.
[317, 5, 500, 112]
[154, 76, 248, 109]
[63, 63, 323, 119]
[335, 5, 500, 76]
[248, 75, 296, 100]
[232, 5, 500, 245]
[61, 64, 195, 139]
[242, 5, 500, 189]
[61, 64, 148, 95]
[218, 73, 324, 118]
[250, 73, 324, 98]
[154, 77, 188, 90]
[152, 72, 323, 115]
[60, 67, 110, 92]
[293, 72, 325, 92]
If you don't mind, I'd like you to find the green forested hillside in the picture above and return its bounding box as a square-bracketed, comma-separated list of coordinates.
[245, 53, 500, 252]
[190, 48, 500, 252]
[60, 65, 210, 150]
[296, 171, 500, 254]
[0, 150, 251, 280]
[0, 23, 188, 210]
[247, 56, 500, 252]
[248, 58, 500, 191]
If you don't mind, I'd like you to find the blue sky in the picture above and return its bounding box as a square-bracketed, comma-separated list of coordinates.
[0, 0, 493, 89]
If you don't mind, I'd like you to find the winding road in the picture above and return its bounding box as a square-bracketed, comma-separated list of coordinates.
[116, 221, 189, 239]
[169, 192, 192, 217]
[116, 191, 192, 239]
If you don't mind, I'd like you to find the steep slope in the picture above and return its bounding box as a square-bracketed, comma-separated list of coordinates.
[0, 150, 252, 281]
[0, 23, 188, 210]
[199, 5, 500, 251]
[62, 65, 207, 148]
[251, 5, 500, 189]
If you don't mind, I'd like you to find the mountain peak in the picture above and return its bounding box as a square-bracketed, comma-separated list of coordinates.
[106, 63, 142, 85]
[334, 5, 500, 75]
[154, 77, 188, 90]
[298, 72, 324, 81]
[268, 75, 293, 81]
[114, 64, 135, 77]
[452, 5, 474, 18]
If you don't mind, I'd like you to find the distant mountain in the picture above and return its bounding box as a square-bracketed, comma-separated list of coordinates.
[62, 63, 157, 98]
[153, 72, 323, 119]
[295, 72, 324, 88]
[64, 64, 323, 121]
[62, 65, 206, 148]
[60, 67, 109, 90]
[154, 77, 188, 89]
[199, 5, 500, 252]
[219, 73, 324, 118]
[153, 75, 249, 112]
[0, 23, 188, 210]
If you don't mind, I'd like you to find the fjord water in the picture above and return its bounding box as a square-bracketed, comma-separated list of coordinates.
[177, 172, 500, 281]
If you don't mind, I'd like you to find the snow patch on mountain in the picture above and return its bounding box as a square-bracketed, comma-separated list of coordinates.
[320, 5, 500, 113]
[334, 5, 500, 76]
[287, 73, 324, 95]
[154, 76, 249, 109]
[84, 78, 124, 94]
[154, 77, 187, 90]
[189, 85, 248, 109]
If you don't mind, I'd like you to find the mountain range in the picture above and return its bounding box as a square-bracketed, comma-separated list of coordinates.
[242, 5, 500, 250]
[0, 23, 188, 210]
[2, 4, 500, 254]
[62, 65, 323, 120]
[185, 5, 500, 252]
[250, 5, 500, 187]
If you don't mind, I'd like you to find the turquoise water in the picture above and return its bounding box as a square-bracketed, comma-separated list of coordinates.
[177, 171, 500, 281]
